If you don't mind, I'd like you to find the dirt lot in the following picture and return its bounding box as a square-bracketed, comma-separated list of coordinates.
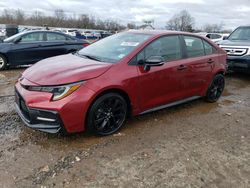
[0, 68, 249, 188]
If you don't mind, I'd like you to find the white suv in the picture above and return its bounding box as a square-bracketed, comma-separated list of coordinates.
[217, 26, 250, 73]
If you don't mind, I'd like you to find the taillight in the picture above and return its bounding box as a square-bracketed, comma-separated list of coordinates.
[83, 43, 89, 47]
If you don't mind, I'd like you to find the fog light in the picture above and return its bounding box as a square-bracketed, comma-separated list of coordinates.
[37, 117, 56, 122]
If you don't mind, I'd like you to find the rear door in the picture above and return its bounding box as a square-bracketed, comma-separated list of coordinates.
[181, 35, 216, 97]
[43, 32, 70, 57]
[135, 35, 190, 111]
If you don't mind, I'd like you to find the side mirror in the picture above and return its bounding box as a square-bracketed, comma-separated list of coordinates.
[13, 37, 21, 44]
[144, 56, 164, 71]
[223, 36, 228, 40]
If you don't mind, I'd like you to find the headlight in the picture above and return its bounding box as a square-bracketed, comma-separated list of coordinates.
[27, 81, 84, 101]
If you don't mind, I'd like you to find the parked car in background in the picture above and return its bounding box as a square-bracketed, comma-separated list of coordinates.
[52, 29, 64, 33]
[92, 31, 102, 39]
[63, 29, 78, 37]
[0, 30, 89, 70]
[198, 33, 230, 43]
[100, 31, 113, 38]
[15, 30, 226, 135]
[218, 26, 250, 73]
[0, 28, 5, 37]
[83, 31, 93, 37]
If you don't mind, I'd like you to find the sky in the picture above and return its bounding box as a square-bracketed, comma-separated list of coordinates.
[0, 0, 249, 30]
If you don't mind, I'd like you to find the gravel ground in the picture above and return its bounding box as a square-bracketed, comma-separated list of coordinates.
[0, 69, 249, 188]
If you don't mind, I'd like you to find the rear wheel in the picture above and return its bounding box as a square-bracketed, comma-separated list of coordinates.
[87, 93, 127, 136]
[205, 74, 225, 102]
[0, 54, 7, 71]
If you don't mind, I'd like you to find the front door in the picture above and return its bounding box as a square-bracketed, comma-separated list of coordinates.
[9, 32, 46, 65]
[136, 35, 188, 111]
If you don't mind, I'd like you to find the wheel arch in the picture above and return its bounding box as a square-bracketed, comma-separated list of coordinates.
[214, 70, 226, 76]
[0, 53, 8, 69]
[84, 87, 133, 131]
[202, 69, 226, 96]
[91, 88, 132, 115]
[0, 53, 8, 63]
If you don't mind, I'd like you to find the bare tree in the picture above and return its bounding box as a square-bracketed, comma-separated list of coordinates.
[0, 8, 125, 31]
[1, 9, 14, 24]
[203, 23, 224, 33]
[166, 10, 195, 32]
[54, 9, 66, 26]
[13, 9, 25, 25]
[30, 11, 45, 26]
[127, 23, 137, 29]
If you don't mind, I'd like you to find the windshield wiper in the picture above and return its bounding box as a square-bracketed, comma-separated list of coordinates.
[75, 52, 103, 62]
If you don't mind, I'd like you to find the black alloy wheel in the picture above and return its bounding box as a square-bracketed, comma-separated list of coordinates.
[206, 74, 225, 102]
[87, 93, 127, 136]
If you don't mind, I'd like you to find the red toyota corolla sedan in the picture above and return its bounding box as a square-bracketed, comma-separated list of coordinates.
[15, 30, 227, 135]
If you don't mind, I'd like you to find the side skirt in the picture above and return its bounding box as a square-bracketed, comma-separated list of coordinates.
[139, 96, 201, 115]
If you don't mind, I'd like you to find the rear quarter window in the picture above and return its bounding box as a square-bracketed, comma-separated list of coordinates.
[203, 40, 216, 55]
[184, 36, 205, 58]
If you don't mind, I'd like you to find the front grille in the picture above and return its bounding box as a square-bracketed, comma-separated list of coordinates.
[222, 47, 248, 56]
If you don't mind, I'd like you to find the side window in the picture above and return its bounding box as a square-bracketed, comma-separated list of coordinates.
[47, 33, 67, 41]
[20, 33, 44, 43]
[144, 35, 182, 62]
[184, 36, 205, 58]
[203, 40, 214, 55]
[211, 34, 222, 39]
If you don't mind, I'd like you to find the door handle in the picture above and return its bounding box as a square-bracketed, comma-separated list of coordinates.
[177, 64, 187, 71]
[207, 59, 214, 64]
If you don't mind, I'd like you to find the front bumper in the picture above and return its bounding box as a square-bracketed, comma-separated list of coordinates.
[227, 55, 250, 72]
[14, 79, 96, 134]
[15, 89, 63, 133]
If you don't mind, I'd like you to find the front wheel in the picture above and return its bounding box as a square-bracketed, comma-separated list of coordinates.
[87, 93, 127, 136]
[205, 74, 225, 102]
[0, 54, 7, 71]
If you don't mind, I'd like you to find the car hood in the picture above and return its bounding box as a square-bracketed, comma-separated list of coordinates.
[22, 54, 113, 86]
[218, 39, 250, 47]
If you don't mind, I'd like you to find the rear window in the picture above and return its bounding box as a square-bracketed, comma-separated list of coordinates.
[211, 34, 222, 39]
[184, 36, 205, 58]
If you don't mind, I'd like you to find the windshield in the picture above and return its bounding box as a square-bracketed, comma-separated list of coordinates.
[228, 27, 250, 40]
[78, 32, 151, 63]
[3, 32, 23, 43]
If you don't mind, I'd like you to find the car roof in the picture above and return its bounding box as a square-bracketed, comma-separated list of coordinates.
[21, 30, 63, 34]
[126, 30, 202, 37]
[238, 25, 250, 28]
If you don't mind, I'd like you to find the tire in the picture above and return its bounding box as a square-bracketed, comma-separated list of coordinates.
[87, 93, 127, 136]
[0, 54, 7, 71]
[205, 74, 225, 103]
[68, 49, 77, 54]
